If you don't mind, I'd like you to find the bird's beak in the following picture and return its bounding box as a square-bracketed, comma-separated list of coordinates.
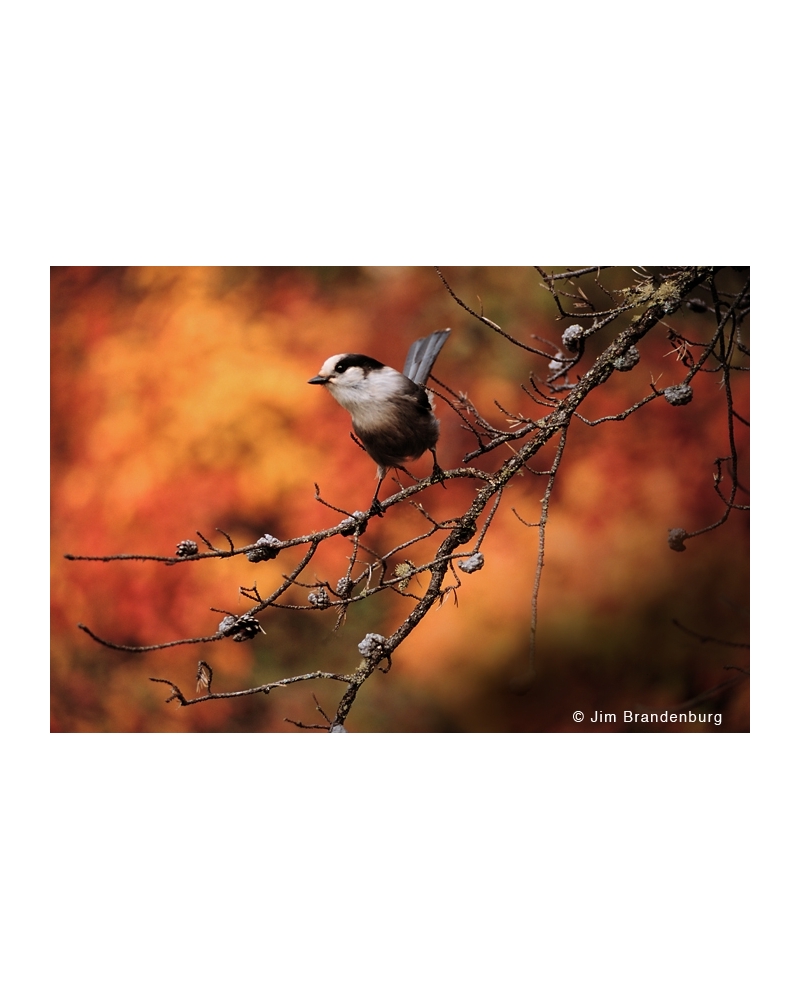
[308, 375, 328, 385]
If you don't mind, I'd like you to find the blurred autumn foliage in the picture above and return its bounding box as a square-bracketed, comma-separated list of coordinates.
[51, 266, 749, 732]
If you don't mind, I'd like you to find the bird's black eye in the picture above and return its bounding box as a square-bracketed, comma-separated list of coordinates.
[334, 360, 349, 374]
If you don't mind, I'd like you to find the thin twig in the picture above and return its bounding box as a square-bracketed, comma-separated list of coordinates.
[672, 619, 750, 648]
[150, 670, 352, 706]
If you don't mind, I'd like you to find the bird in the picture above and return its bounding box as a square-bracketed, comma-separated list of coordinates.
[308, 329, 451, 515]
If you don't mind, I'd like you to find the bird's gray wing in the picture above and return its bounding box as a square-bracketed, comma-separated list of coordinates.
[402, 329, 451, 385]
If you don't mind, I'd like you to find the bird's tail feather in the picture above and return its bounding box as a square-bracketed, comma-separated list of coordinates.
[403, 329, 451, 385]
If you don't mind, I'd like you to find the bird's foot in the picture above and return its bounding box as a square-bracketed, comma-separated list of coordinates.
[430, 461, 446, 487]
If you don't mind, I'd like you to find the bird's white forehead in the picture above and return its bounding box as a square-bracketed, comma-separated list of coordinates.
[317, 354, 347, 378]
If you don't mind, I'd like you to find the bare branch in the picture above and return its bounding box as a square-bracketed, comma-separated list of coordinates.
[79, 623, 225, 653]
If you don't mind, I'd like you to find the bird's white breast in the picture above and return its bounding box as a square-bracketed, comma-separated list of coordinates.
[327, 366, 415, 431]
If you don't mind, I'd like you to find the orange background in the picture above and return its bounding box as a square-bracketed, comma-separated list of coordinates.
[51, 266, 749, 732]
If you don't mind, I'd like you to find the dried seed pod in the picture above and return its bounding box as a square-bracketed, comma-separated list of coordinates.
[667, 528, 688, 552]
[176, 539, 198, 557]
[458, 552, 485, 574]
[562, 324, 585, 352]
[231, 614, 264, 642]
[218, 613, 264, 640]
[612, 346, 640, 371]
[336, 577, 354, 598]
[358, 633, 387, 658]
[217, 615, 239, 636]
[664, 383, 693, 406]
[308, 589, 331, 609]
[247, 533, 281, 563]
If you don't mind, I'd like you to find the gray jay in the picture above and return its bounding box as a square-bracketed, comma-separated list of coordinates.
[309, 329, 451, 513]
